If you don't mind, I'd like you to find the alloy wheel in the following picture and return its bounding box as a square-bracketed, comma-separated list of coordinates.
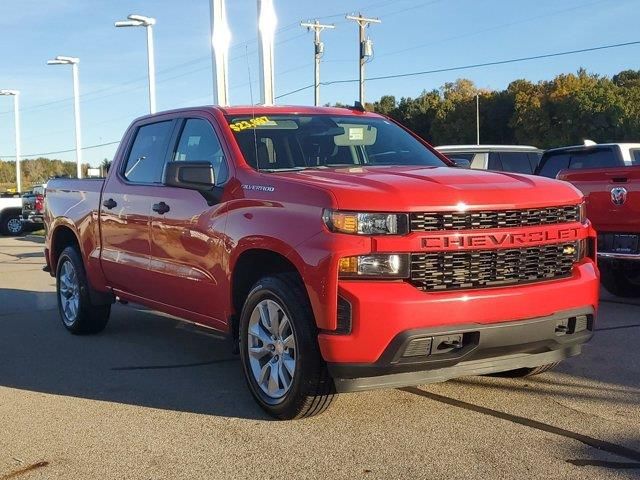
[59, 260, 80, 326]
[247, 299, 297, 399]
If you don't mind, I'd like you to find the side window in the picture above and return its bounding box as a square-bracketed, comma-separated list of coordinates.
[487, 152, 502, 171]
[528, 152, 542, 172]
[499, 152, 533, 174]
[173, 119, 228, 184]
[470, 153, 485, 169]
[569, 149, 618, 170]
[629, 149, 640, 166]
[124, 121, 173, 183]
[538, 153, 570, 178]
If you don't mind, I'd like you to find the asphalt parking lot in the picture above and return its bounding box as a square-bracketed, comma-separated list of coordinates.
[0, 235, 639, 479]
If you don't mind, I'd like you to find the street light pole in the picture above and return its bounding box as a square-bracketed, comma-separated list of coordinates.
[0, 90, 21, 192]
[300, 20, 335, 106]
[115, 15, 157, 113]
[71, 62, 82, 179]
[476, 93, 480, 145]
[258, 0, 277, 105]
[47, 56, 83, 179]
[210, 0, 231, 106]
[346, 14, 381, 105]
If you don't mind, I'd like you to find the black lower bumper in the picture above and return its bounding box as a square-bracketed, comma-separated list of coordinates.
[21, 213, 44, 225]
[328, 308, 594, 393]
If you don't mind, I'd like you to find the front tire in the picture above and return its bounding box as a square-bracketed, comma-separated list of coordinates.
[239, 273, 335, 420]
[0, 213, 24, 236]
[56, 246, 111, 334]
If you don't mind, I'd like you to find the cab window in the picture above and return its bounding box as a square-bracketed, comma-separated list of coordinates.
[173, 118, 228, 184]
[124, 121, 173, 183]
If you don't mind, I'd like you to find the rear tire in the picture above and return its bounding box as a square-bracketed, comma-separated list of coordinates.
[0, 213, 24, 236]
[56, 246, 111, 334]
[239, 273, 335, 420]
[492, 362, 559, 378]
[600, 263, 640, 298]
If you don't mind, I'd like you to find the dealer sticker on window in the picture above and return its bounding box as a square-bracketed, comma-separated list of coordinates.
[229, 116, 271, 132]
[348, 127, 364, 141]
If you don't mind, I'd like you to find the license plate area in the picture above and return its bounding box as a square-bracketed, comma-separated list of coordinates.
[612, 234, 639, 254]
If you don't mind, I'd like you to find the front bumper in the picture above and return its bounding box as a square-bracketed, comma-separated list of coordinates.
[318, 260, 599, 364]
[329, 307, 594, 392]
[21, 212, 44, 224]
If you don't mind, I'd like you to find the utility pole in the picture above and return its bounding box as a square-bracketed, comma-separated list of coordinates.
[300, 20, 334, 106]
[476, 93, 480, 145]
[346, 13, 380, 105]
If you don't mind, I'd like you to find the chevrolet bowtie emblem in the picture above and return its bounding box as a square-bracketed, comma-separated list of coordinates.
[563, 245, 576, 255]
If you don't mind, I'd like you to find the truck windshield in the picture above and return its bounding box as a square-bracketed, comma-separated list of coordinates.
[226, 115, 448, 171]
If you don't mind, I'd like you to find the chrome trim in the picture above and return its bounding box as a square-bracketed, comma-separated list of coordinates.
[598, 252, 640, 261]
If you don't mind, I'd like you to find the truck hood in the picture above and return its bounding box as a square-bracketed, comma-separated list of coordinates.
[274, 166, 582, 210]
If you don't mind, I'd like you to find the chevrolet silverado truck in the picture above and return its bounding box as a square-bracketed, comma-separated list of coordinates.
[44, 106, 599, 419]
[557, 166, 639, 297]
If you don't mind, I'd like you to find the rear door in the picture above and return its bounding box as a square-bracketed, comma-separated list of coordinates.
[147, 115, 231, 329]
[100, 118, 176, 299]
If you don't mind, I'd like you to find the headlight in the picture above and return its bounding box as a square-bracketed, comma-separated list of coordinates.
[578, 202, 587, 224]
[339, 254, 410, 279]
[323, 210, 409, 235]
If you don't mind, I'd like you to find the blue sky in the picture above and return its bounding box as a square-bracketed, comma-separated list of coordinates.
[0, 0, 638, 166]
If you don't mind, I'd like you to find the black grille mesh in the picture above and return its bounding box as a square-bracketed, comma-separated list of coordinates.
[409, 242, 577, 291]
[410, 205, 580, 232]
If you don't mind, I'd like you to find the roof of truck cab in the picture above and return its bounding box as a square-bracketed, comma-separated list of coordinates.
[219, 105, 381, 117]
[143, 105, 382, 118]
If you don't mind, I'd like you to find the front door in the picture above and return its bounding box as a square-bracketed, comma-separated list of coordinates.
[148, 117, 231, 329]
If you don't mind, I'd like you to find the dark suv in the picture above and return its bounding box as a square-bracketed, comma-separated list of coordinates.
[537, 142, 640, 178]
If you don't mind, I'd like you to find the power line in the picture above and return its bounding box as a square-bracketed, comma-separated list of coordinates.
[0, 0, 406, 117]
[10, 38, 640, 157]
[275, 39, 640, 98]
[1, 141, 120, 159]
[375, 0, 612, 59]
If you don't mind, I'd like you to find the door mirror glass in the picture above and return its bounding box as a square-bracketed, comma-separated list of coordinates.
[451, 157, 471, 168]
[163, 161, 216, 191]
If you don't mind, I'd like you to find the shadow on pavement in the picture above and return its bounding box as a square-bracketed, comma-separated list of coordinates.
[0, 288, 269, 421]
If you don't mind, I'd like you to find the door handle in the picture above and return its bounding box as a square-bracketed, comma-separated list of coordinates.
[152, 202, 170, 215]
[103, 198, 117, 209]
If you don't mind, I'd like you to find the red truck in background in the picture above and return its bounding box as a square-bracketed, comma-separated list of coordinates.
[44, 105, 599, 419]
[537, 143, 639, 297]
[557, 166, 640, 297]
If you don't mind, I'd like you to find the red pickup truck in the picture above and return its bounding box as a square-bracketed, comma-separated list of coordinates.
[557, 166, 640, 297]
[44, 106, 599, 419]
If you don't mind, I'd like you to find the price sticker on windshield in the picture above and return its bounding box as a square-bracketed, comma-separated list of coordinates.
[229, 116, 271, 132]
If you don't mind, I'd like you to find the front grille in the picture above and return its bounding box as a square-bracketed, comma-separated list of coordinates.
[409, 242, 577, 291]
[410, 205, 580, 232]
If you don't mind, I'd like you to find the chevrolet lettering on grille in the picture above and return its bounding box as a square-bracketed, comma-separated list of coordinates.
[421, 227, 580, 250]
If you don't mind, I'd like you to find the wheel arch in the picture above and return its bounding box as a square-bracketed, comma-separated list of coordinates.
[230, 247, 306, 342]
[49, 223, 82, 274]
